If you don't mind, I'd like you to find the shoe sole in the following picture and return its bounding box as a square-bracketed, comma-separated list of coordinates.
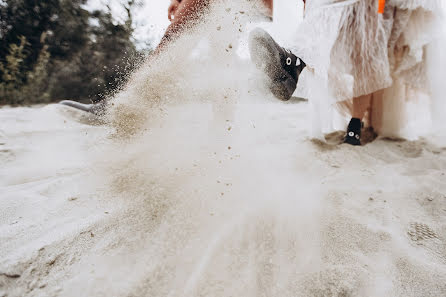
[60, 100, 106, 116]
[249, 28, 296, 101]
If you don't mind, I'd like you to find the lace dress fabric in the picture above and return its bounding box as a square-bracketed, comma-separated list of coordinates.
[291, 0, 443, 139]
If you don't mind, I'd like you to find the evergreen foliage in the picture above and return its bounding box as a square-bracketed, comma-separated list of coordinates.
[0, 0, 148, 105]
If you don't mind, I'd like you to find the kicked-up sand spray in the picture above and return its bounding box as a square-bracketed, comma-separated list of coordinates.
[73, 1, 446, 296]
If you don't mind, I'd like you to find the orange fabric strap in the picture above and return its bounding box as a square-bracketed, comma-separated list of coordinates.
[378, 0, 386, 14]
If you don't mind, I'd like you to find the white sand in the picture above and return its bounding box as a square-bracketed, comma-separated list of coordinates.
[0, 100, 445, 297]
[1, 2, 446, 295]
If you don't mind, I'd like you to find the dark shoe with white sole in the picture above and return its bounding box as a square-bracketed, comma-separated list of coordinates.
[249, 28, 306, 101]
[344, 118, 362, 146]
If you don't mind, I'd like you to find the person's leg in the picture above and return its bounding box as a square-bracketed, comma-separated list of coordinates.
[369, 90, 384, 134]
[344, 90, 385, 145]
[352, 94, 371, 119]
[157, 0, 210, 50]
[159, 0, 274, 50]
[263, 0, 273, 16]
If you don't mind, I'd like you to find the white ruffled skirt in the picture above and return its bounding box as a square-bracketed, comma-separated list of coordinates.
[291, 0, 444, 140]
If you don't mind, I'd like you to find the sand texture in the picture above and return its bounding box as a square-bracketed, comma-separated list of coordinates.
[1, 2, 446, 295]
[1, 101, 445, 297]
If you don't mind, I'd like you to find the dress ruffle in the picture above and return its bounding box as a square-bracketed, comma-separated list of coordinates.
[291, 0, 443, 139]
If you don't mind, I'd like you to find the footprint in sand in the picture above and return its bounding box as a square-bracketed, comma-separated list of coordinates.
[406, 222, 445, 259]
[408, 222, 439, 241]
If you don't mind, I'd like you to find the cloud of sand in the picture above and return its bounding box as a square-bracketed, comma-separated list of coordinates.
[83, 2, 333, 295]
[102, 0, 273, 136]
[78, 2, 446, 296]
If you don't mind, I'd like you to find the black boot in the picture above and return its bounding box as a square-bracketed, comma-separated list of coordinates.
[249, 28, 306, 101]
[344, 118, 362, 146]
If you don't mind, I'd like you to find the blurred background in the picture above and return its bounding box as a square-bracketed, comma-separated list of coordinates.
[0, 1, 444, 106]
[0, 0, 307, 106]
[0, 0, 169, 105]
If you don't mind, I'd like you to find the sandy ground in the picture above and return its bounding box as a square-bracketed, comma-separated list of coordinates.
[0, 101, 445, 297]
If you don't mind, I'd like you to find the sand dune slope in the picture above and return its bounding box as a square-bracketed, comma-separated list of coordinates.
[0, 102, 445, 297]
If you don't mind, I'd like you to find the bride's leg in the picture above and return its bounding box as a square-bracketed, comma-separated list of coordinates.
[352, 94, 372, 120]
[369, 90, 384, 134]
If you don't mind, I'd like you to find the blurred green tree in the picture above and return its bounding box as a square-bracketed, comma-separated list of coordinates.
[0, 33, 51, 105]
[0, 0, 147, 105]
